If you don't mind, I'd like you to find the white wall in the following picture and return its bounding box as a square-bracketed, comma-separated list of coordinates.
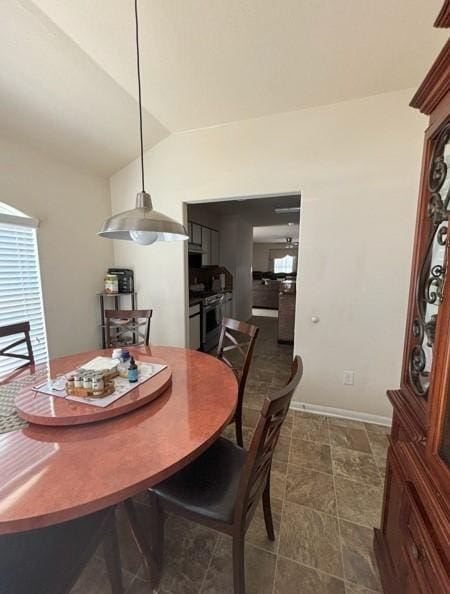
[0, 136, 113, 357]
[253, 242, 299, 271]
[110, 88, 425, 419]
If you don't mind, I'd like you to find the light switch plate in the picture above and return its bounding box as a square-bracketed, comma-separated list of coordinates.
[343, 370, 355, 385]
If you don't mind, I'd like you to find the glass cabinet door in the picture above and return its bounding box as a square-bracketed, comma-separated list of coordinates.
[408, 121, 450, 399]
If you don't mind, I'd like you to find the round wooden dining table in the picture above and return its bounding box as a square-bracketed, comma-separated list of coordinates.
[0, 346, 237, 535]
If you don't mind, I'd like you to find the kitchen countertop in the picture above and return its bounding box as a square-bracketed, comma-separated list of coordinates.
[189, 297, 203, 306]
[189, 290, 232, 306]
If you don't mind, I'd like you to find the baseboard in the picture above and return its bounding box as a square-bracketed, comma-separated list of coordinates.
[290, 401, 392, 427]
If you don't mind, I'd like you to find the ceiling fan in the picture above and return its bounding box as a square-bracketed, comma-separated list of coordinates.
[284, 237, 299, 248]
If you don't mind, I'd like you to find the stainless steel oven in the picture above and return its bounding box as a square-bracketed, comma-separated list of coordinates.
[201, 294, 224, 352]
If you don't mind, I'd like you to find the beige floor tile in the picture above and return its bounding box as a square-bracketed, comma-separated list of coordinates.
[331, 446, 381, 486]
[334, 478, 383, 528]
[72, 555, 135, 594]
[329, 426, 371, 453]
[245, 387, 269, 411]
[328, 418, 366, 431]
[364, 423, 390, 436]
[289, 437, 333, 474]
[367, 432, 389, 461]
[373, 455, 387, 475]
[279, 501, 343, 578]
[340, 520, 381, 591]
[345, 583, 380, 593]
[125, 576, 156, 593]
[246, 497, 282, 552]
[242, 406, 260, 428]
[273, 434, 291, 464]
[292, 414, 330, 444]
[270, 460, 288, 500]
[286, 465, 337, 514]
[200, 536, 276, 594]
[248, 367, 274, 383]
[158, 515, 219, 594]
[274, 557, 346, 594]
[242, 426, 255, 449]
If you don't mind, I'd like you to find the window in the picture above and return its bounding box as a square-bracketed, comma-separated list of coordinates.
[273, 254, 295, 274]
[0, 202, 48, 377]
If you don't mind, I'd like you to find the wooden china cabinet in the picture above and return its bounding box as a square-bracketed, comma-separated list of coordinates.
[374, 6, 450, 594]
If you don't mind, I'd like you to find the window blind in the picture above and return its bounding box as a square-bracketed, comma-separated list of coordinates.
[0, 219, 48, 378]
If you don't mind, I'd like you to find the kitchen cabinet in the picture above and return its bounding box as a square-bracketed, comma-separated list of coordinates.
[201, 227, 211, 266]
[192, 223, 202, 245]
[210, 230, 219, 265]
[189, 304, 201, 350]
[374, 10, 450, 594]
[188, 221, 220, 265]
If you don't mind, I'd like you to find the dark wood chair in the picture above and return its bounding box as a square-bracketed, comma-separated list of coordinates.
[0, 507, 124, 594]
[127, 356, 303, 594]
[0, 322, 34, 370]
[105, 309, 152, 348]
[216, 317, 259, 446]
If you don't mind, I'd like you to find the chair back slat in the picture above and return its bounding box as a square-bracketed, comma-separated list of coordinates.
[234, 356, 303, 525]
[105, 309, 152, 347]
[217, 317, 259, 390]
[0, 322, 34, 369]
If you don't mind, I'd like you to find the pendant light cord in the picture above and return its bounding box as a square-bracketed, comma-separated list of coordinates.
[135, 0, 145, 192]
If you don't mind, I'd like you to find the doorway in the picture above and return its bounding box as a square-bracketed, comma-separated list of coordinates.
[184, 193, 301, 353]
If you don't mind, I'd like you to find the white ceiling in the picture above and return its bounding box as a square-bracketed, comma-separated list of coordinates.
[253, 224, 300, 244]
[1, 0, 447, 174]
[0, 0, 168, 175]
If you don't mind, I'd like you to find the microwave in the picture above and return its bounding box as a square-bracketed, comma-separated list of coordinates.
[108, 268, 134, 293]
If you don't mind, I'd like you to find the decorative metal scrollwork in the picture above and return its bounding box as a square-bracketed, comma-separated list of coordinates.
[409, 122, 450, 398]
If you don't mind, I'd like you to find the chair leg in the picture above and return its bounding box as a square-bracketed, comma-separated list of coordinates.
[262, 474, 275, 541]
[102, 516, 124, 594]
[235, 409, 243, 447]
[232, 530, 246, 594]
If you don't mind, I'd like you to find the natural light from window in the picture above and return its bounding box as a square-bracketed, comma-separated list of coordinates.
[273, 254, 295, 274]
[0, 202, 48, 377]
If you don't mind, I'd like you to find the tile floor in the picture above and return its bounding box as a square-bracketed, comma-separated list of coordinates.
[72, 316, 389, 594]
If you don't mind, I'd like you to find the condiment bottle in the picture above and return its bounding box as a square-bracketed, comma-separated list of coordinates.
[83, 373, 93, 391]
[74, 371, 83, 389]
[128, 356, 138, 383]
[92, 373, 104, 396]
[67, 375, 75, 393]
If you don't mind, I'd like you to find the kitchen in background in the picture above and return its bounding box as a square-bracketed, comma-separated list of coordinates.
[187, 213, 233, 352]
[186, 194, 300, 352]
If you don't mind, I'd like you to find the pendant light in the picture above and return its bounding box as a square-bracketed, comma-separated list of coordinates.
[98, 0, 188, 245]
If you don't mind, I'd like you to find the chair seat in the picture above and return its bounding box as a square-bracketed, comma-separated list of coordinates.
[0, 508, 114, 594]
[151, 437, 247, 525]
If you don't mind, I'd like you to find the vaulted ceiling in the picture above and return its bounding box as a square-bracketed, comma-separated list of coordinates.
[1, 0, 447, 175]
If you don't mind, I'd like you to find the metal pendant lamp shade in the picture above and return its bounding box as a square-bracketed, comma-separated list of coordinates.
[98, 191, 188, 245]
[98, 0, 188, 245]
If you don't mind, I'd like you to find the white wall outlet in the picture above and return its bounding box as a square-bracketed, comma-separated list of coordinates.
[343, 370, 355, 385]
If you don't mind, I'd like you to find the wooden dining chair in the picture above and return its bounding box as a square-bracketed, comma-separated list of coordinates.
[0, 506, 124, 594]
[0, 322, 34, 370]
[105, 309, 152, 348]
[216, 317, 259, 446]
[127, 356, 303, 594]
